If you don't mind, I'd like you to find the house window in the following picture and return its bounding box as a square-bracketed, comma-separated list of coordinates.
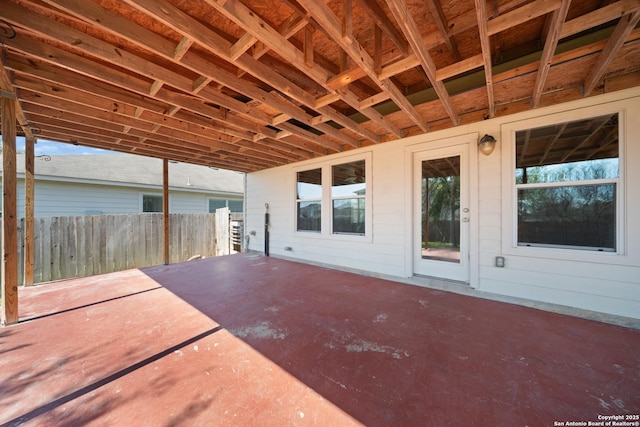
[209, 199, 226, 212]
[296, 168, 322, 232]
[228, 200, 243, 212]
[208, 198, 244, 213]
[142, 194, 163, 212]
[515, 113, 619, 251]
[332, 160, 366, 235]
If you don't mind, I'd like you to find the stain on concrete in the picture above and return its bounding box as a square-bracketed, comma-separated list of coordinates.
[373, 313, 388, 323]
[231, 321, 287, 340]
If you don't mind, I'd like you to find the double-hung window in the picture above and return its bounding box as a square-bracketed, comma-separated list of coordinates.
[514, 112, 620, 252]
[295, 155, 370, 237]
[296, 168, 322, 232]
[332, 160, 366, 235]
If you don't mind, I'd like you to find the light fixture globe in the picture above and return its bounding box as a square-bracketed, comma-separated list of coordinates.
[478, 134, 497, 155]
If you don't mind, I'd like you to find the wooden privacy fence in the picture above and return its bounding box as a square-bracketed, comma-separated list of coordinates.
[8, 211, 235, 285]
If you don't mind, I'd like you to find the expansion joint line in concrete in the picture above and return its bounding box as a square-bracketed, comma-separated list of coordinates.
[1, 326, 224, 427]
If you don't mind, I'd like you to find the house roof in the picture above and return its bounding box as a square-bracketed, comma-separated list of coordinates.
[0, 0, 639, 172]
[2, 154, 245, 194]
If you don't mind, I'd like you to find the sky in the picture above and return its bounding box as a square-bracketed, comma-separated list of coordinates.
[15, 137, 113, 156]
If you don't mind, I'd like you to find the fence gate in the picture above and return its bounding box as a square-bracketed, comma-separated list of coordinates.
[215, 207, 230, 256]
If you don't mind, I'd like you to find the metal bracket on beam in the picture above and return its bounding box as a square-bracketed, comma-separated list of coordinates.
[0, 89, 16, 99]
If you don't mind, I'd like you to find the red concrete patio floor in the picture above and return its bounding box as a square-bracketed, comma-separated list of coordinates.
[1, 254, 639, 426]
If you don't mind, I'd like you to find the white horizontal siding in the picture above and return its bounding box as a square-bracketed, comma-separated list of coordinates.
[10, 180, 228, 217]
[479, 274, 640, 319]
[20, 182, 140, 216]
[246, 87, 640, 319]
[480, 255, 640, 285]
[169, 192, 206, 213]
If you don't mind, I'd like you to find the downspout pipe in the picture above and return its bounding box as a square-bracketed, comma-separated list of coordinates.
[264, 203, 270, 257]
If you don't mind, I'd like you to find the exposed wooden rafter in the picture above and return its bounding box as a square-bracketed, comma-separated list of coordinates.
[298, 0, 427, 133]
[474, 0, 495, 118]
[0, 49, 34, 139]
[584, 10, 640, 96]
[385, 0, 458, 125]
[532, 0, 572, 107]
[425, 0, 460, 61]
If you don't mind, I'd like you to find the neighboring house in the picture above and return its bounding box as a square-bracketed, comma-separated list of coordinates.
[246, 87, 640, 321]
[0, 154, 244, 218]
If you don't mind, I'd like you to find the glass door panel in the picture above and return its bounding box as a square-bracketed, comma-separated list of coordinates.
[414, 145, 469, 282]
[421, 156, 461, 263]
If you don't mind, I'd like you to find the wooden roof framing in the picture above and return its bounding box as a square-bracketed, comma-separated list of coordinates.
[0, 0, 639, 172]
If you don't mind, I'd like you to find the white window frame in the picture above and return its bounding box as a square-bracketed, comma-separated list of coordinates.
[501, 106, 626, 262]
[293, 152, 372, 242]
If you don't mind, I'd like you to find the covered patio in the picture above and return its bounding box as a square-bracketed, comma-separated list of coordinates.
[1, 253, 638, 426]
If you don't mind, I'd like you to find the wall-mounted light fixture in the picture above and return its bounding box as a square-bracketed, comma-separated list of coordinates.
[478, 134, 497, 156]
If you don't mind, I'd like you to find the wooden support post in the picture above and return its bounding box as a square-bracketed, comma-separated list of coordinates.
[23, 136, 35, 286]
[162, 158, 170, 265]
[2, 96, 19, 326]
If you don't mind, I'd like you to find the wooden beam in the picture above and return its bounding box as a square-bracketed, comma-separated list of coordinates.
[298, 0, 421, 134]
[162, 158, 169, 265]
[435, 54, 484, 81]
[323, 0, 565, 95]
[6, 42, 281, 150]
[487, 0, 562, 36]
[342, 0, 353, 41]
[243, 12, 308, 73]
[174, 36, 194, 60]
[8, 0, 340, 150]
[360, 91, 391, 109]
[13, 80, 307, 165]
[385, 0, 458, 125]
[561, 0, 640, 40]
[230, 32, 257, 60]
[195, 0, 379, 142]
[475, 0, 495, 117]
[378, 54, 419, 80]
[532, 0, 571, 107]
[23, 136, 35, 286]
[584, 10, 640, 96]
[0, 50, 34, 139]
[357, 0, 409, 55]
[323, 0, 625, 96]
[2, 95, 19, 326]
[326, 67, 368, 90]
[425, 0, 461, 60]
[304, 25, 314, 68]
[374, 25, 383, 75]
